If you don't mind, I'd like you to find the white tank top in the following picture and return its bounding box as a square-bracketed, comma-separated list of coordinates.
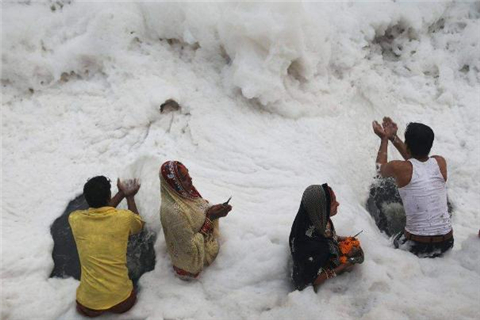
[398, 158, 452, 236]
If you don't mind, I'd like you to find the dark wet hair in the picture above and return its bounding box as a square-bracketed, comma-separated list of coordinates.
[404, 122, 434, 158]
[83, 176, 111, 208]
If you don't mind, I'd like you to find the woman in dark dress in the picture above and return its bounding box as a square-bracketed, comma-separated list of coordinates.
[289, 184, 364, 290]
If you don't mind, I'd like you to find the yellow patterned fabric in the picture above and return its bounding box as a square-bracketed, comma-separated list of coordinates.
[69, 207, 144, 310]
[160, 176, 219, 275]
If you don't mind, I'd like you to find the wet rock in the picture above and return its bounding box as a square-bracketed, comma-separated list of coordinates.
[50, 194, 156, 285]
[366, 177, 406, 237]
[160, 99, 181, 113]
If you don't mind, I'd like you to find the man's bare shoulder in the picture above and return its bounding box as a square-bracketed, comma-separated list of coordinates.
[431, 155, 448, 181]
[431, 155, 447, 164]
[379, 160, 411, 179]
[385, 160, 413, 187]
[387, 160, 411, 169]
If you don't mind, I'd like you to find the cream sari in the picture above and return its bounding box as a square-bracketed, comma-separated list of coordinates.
[160, 161, 219, 275]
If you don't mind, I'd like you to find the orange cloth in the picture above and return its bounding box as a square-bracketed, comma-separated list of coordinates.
[69, 207, 144, 310]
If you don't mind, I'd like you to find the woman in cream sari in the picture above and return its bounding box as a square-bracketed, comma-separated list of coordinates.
[160, 161, 232, 278]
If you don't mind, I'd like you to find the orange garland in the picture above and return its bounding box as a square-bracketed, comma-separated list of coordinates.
[338, 237, 361, 264]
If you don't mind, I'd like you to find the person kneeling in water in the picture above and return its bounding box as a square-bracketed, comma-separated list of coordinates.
[70, 176, 144, 317]
[159, 161, 232, 279]
[289, 184, 364, 291]
[372, 117, 453, 258]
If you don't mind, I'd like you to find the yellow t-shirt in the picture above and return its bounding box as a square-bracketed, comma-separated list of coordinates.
[69, 206, 144, 310]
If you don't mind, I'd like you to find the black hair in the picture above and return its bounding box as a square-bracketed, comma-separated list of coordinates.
[404, 122, 434, 158]
[83, 176, 111, 208]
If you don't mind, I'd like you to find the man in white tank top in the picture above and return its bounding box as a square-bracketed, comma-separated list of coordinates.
[372, 117, 453, 258]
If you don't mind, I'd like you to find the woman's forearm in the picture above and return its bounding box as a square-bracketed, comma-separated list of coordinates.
[313, 263, 351, 288]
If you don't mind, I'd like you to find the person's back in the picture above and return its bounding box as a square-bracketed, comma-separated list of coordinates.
[69, 176, 144, 317]
[70, 207, 143, 309]
[399, 158, 451, 236]
[372, 118, 453, 257]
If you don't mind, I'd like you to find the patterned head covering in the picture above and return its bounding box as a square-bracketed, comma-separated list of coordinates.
[160, 161, 202, 199]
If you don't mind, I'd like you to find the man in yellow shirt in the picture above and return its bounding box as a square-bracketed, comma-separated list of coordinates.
[69, 176, 144, 317]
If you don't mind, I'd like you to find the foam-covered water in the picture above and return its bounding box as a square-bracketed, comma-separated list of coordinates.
[2, 1, 479, 319]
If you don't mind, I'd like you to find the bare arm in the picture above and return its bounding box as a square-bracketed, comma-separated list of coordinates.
[376, 137, 389, 167]
[373, 120, 407, 180]
[110, 179, 127, 207]
[373, 120, 389, 168]
[110, 190, 125, 208]
[110, 179, 126, 207]
[313, 263, 354, 289]
[383, 117, 409, 160]
[126, 196, 140, 215]
[389, 135, 409, 160]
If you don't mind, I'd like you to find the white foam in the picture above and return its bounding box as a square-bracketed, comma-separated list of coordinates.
[2, 1, 479, 319]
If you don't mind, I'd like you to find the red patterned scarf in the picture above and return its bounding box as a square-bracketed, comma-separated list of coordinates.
[160, 161, 202, 199]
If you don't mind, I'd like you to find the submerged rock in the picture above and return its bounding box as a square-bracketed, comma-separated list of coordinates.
[50, 194, 156, 285]
[366, 177, 406, 237]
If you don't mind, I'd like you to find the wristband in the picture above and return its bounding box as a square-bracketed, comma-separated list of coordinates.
[200, 217, 213, 236]
[324, 268, 337, 279]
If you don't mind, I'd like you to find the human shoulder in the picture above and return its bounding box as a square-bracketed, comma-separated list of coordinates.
[116, 209, 144, 222]
[381, 160, 410, 176]
[387, 160, 410, 168]
[431, 155, 447, 181]
[69, 210, 85, 221]
[431, 155, 447, 166]
[380, 160, 412, 187]
[114, 208, 136, 217]
[116, 209, 145, 234]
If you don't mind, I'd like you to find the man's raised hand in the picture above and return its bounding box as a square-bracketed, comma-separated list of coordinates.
[118, 179, 141, 197]
[382, 117, 398, 140]
[372, 120, 386, 139]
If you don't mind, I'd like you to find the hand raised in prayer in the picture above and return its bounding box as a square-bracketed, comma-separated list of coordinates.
[382, 117, 398, 140]
[118, 178, 141, 197]
[207, 204, 232, 220]
[372, 120, 386, 139]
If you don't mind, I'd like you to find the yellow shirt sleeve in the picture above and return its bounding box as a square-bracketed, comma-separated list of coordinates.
[128, 212, 144, 235]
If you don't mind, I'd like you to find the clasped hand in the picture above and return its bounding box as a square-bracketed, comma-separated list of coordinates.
[117, 178, 141, 197]
[207, 204, 232, 220]
[372, 116, 398, 140]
